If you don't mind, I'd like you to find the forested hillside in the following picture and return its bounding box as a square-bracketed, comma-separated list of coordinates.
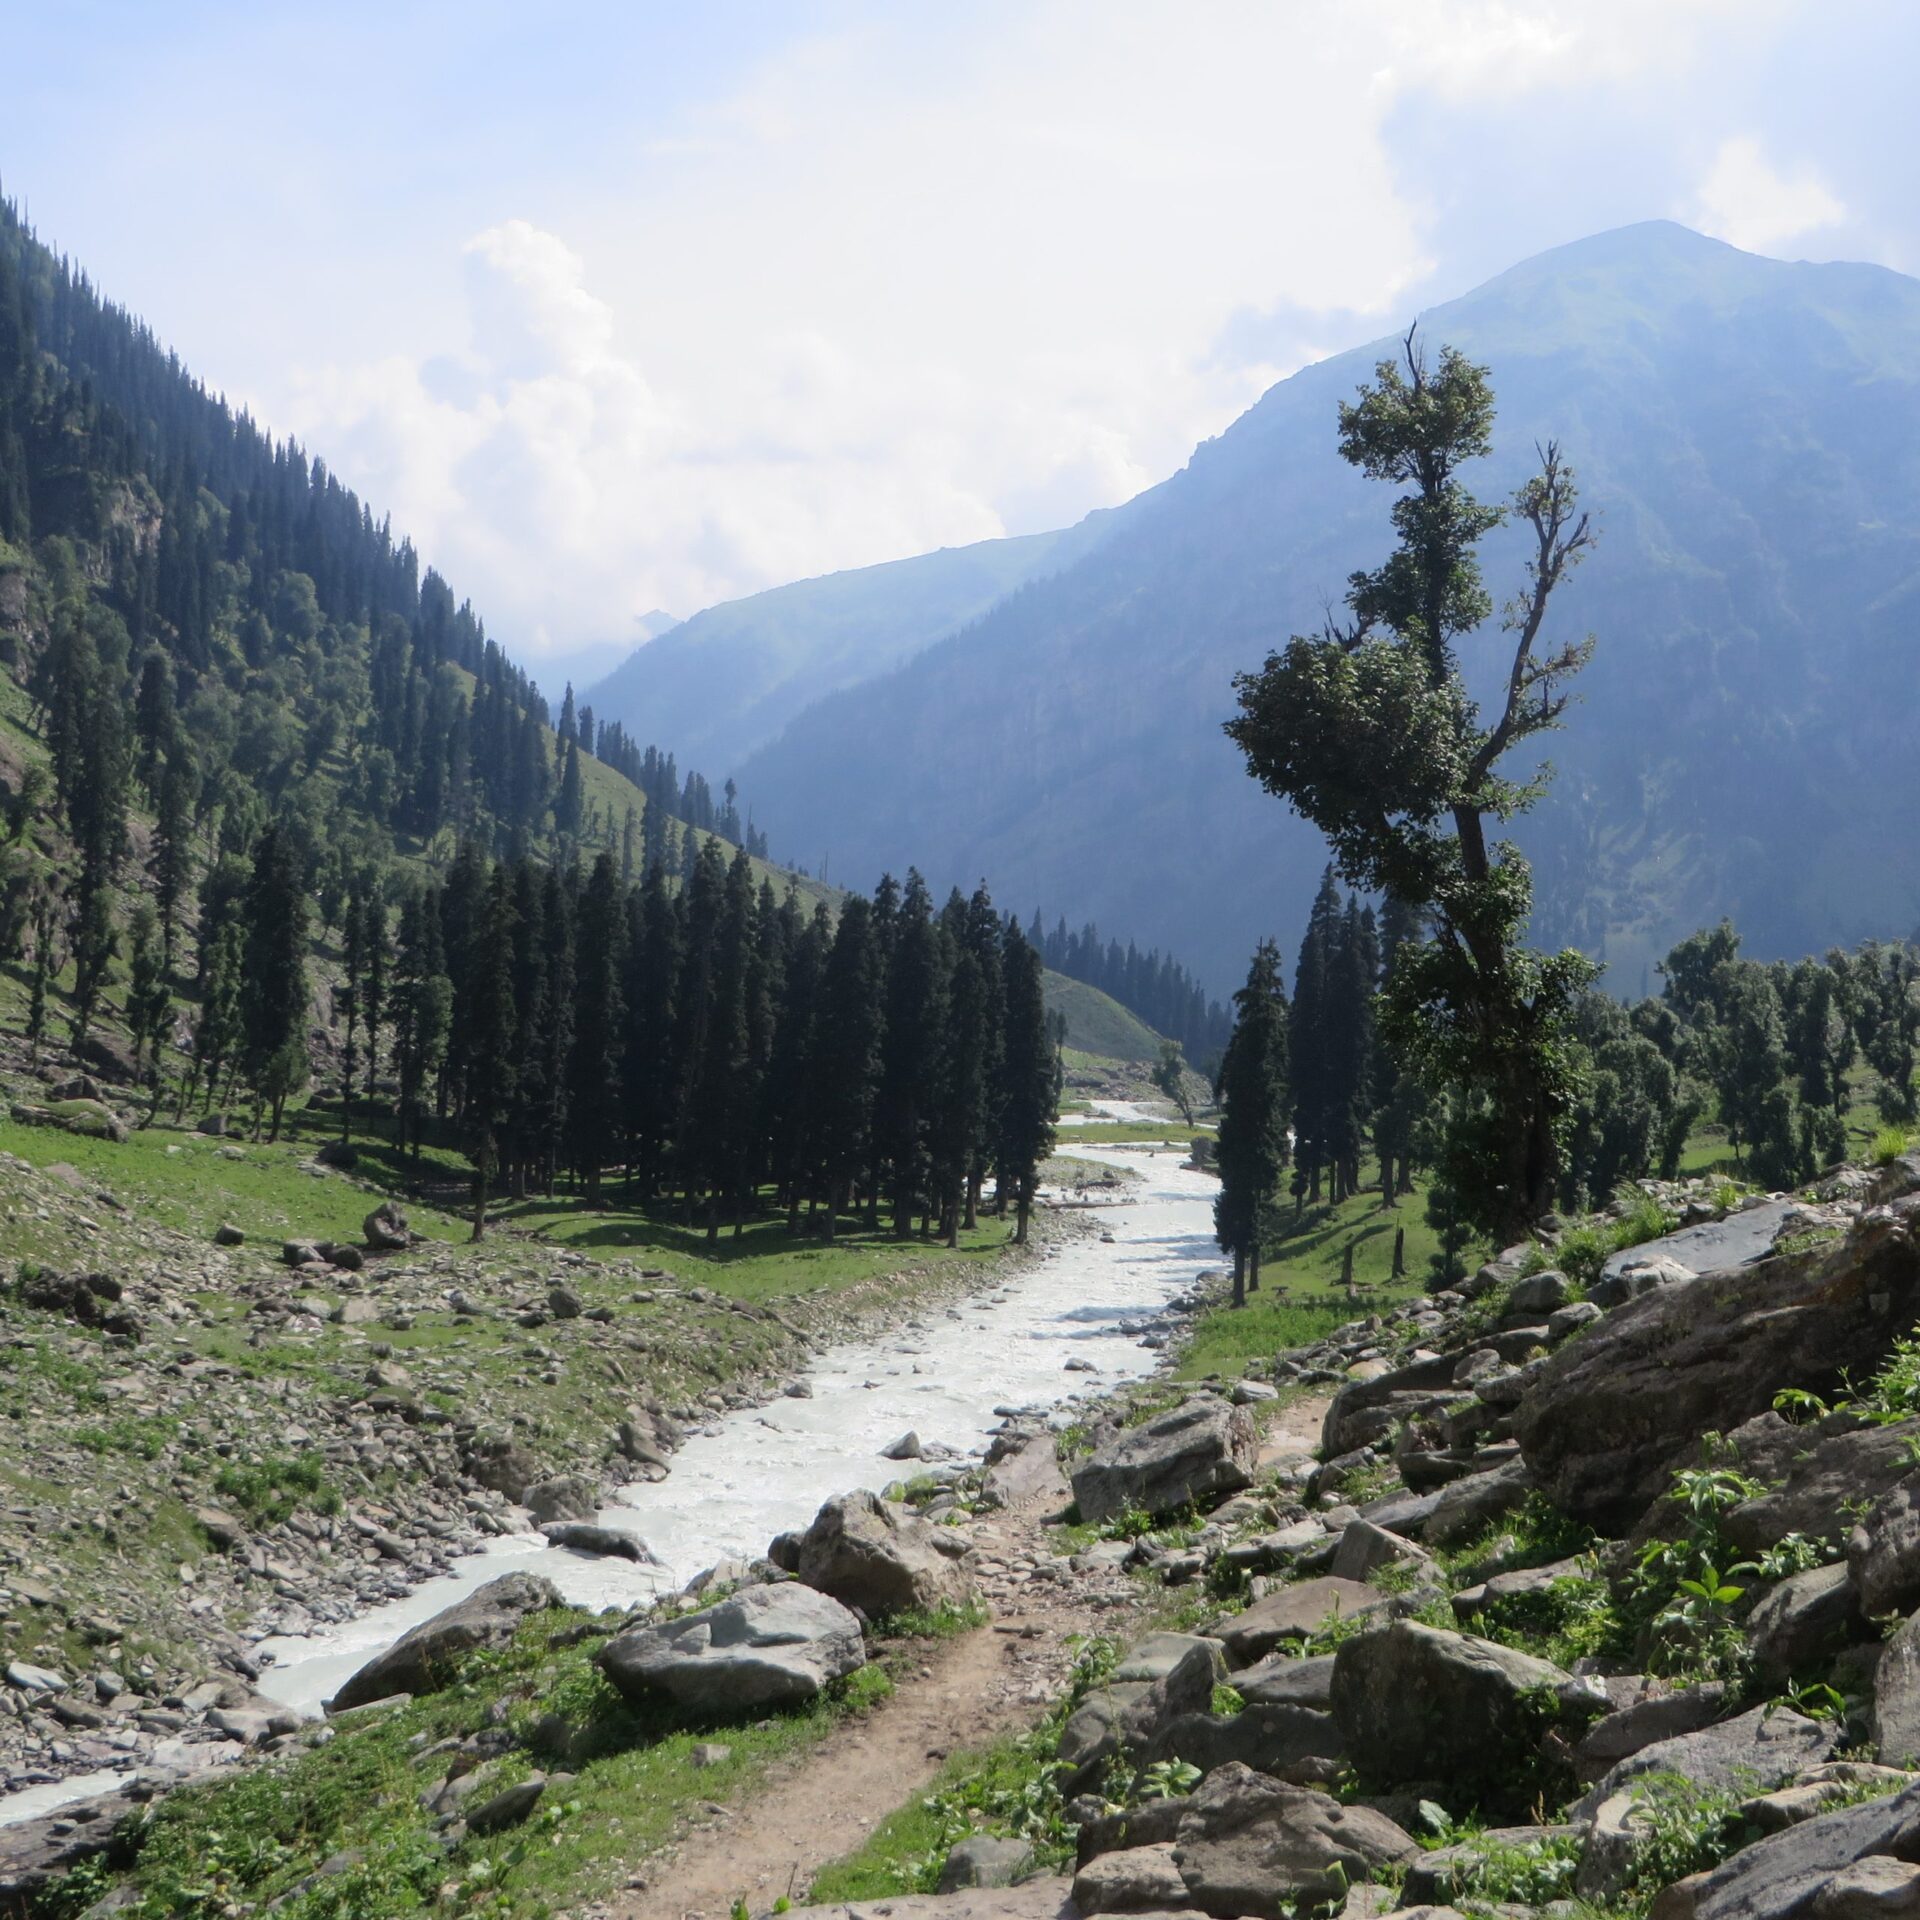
[735, 222, 1920, 993]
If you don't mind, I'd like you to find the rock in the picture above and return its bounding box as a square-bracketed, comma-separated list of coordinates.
[1142, 1702, 1346, 1786]
[1579, 1791, 1658, 1900]
[1214, 1577, 1388, 1667]
[16, 1268, 138, 1338]
[198, 1111, 230, 1135]
[1652, 1778, 1920, 1920]
[9, 1098, 128, 1141]
[1070, 1397, 1258, 1524]
[547, 1285, 582, 1320]
[213, 1221, 246, 1246]
[1746, 1766, 1919, 1835]
[0, 1787, 145, 1906]
[1550, 1299, 1604, 1340]
[314, 1140, 358, 1170]
[329, 1571, 561, 1712]
[1167, 1762, 1419, 1918]
[1329, 1518, 1430, 1584]
[4, 1658, 64, 1692]
[363, 1201, 412, 1250]
[327, 1242, 365, 1272]
[690, 1741, 733, 1768]
[1574, 1683, 1728, 1782]
[1330, 1620, 1591, 1814]
[1589, 1254, 1698, 1310]
[792, 1883, 1078, 1918]
[1748, 1564, 1865, 1682]
[1237, 1652, 1338, 1710]
[942, 1835, 1040, 1893]
[283, 1239, 323, 1267]
[524, 1473, 599, 1524]
[792, 1489, 975, 1617]
[1813, 1856, 1920, 1918]
[467, 1776, 545, 1834]
[461, 1434, 543, 1502]
[1577, 1706, 1834, 1821]
[1516, 1217, 1920, 1533]
[542, 1522, 658, 1562]
[1423, 1458, 1533, 1547]
[193, 1506, 246, 1549]
[880, 1430, 924, 1461]
[1510, 1269, 1575, 1314]
[1451, 1557, 1585, 1623]
[1853, 1482, 1920, 1618]
[596, 1582, 865, 1712]
[1725, 1420, 1920, 1559]
[1875, 1613, 1920, 1765]
[1072, 1842, 1190, 1912]
[1057, 1638, 1223, 1792]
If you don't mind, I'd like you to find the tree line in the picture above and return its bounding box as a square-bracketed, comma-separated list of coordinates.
[1025, 911, 1230, 1066]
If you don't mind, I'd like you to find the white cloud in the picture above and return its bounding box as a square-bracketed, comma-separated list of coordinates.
[1688, 134, 1847, 253]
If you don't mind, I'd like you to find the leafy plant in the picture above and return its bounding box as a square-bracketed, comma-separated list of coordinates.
[1872, 1125, 1914, 1167]
[1138, 1759, 1203, 1800]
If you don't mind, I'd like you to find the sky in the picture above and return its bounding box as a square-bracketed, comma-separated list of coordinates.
[5, 0, 1916, 671]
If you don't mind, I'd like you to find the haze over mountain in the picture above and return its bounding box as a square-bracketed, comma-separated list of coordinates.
[633, 221, 1920, 994]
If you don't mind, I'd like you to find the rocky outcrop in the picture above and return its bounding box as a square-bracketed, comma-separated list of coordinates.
[1514, 1215, 1920, 1532]
[596, 1581, 865, 1712]
[791, 1490, 976, 1618]
[329, 1571, 561, 1712]
[1070, 1398, 1257, 1523]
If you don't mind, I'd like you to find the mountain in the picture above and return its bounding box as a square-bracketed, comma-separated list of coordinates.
[732, 222, 1920, 994]
[583, 515, 1124, 777]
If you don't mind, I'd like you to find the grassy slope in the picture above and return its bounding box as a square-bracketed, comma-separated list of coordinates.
[1042, 971, 1163, 1064]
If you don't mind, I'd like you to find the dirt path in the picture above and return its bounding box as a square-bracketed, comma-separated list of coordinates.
[599, 1389, 1331, 1920]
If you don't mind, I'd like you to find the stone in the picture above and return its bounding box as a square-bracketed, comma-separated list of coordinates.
[790, 1883, 1077, 1919]
[941, 1835, 1040, 1894]
[329, 1571, 561, 1712]
[524, 1473, 598, 1524]
[1550, 1300, 1604, 1340]
[1576, 1706, 1834, 1822]
[314, 1140, 358, 1169]
[792, 1489, 975, 1618]
[880, 1430, 924, 1460]
[213, 1222, 246, 1246]
[1142, 1702, 1346, 1786]
[689, 1741, 732, 1767]
[1652, 1779, 1920, 1920]
[1510, 1269, 1575, 1314]
[1070, 1397, 1258, 1524]
[467, 1776, 545, 1834]
[364, 1201, 411, 1250]
[1589, 1254, 1697, 1311]
[1748, 1564, 1865, 1682]
[1723, 1420, 1920, 1559]
[1167, 1762, 1419, 1918]
[1329, 1518, 1430, 1584]
[1057, 1638, 1223, 1792]
[1516, 1217, 1920, 1533]
[1237, 1652, 1338, 1710]
[1875, 1612, 1920, 1765]
[547, 1285, 582, 1319]
[1746, 1767, 1919, 1835]
[0, 1787, 146, 1906]
[596, 1581, 865, 1712]
[1330, 1620, 1591, 1815]
[5, 1658, 64, 1692]
[1423, 1458, 1533, 1548]
[542, 1522, 659, 1561]
[462, 1433, 541, 1501]
[1574, 1683, 1728, 1782]
[1450, 1557, 1585, 1624]
[1813, 1856, 1920, 1918]
[327, 1242, 365, 1272]
[283, 1238, 323, 1267]
[193, 1506, 246, 1549]
[1853, 1482, 1920, 1618]
[1071, 1842, 1189, 1912]
[1212, 1577, 1387, 1668]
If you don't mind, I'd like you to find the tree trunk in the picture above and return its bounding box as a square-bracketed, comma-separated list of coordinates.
[1392, 1225, 1406, 1278]
[1341, 1241, 1355, 1298]
[1231, 1247, 1245, 1309]
[1249, 1244, 1261, 1293]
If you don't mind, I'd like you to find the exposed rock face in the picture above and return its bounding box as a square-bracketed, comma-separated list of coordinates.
[1167, 1761, 1419, 1918]
[1072, 1841, 1190, 1913]
[1515, 1218, 1920, 1533]
[0, 1784, 146, 1905]
[596, 1581, 865, 1712]
[1747, 1564, 1865, 1682]
[792, 1489, 975, 1618]
[1330, 1620, 1591, 1813]
[1576, 1707, 1835, 1822]
[1874, 1614, 1920, 1766]
[1056, 1637, 1224, 1793]
[939, 1834, 1038, 1893]
[1852, 1484, 1920, 1619]
[1070, 1398, 1257, 1523]
[330, 1571, 561, 1712]
[1727, 1419, 1920, 1556]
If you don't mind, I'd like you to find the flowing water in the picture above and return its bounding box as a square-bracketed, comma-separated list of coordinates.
[3, 1113, 1219, 1822]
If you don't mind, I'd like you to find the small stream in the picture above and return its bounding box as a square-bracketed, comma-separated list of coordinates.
[2, 1112, 1219, 1825]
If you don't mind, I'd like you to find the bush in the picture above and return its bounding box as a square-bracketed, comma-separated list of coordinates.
[213, 1454, 342, 1524]
[1873, 1125, 1914, 1167]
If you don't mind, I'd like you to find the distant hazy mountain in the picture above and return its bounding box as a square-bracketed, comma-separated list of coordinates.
[583, 515, 1124, 775]
[733, 222, 1920, 994]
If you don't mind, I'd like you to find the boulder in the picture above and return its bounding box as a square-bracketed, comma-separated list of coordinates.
[1329, 1518, 1431, 1584]
[1728, 1420, 1920, 1558]
[1141, 1702, 1346, 1786]
[542, 1522, 659, 1562]
[792, 1489, 975, 1618]
[0, 1786, 146, 1906]
[330, 1571, 561, 1711]
[1576, 1706, 1834, 1822]
[314, 1139, 358, 1169]
[213, 1221, 246, 1246]
[1423, 1457, 1533, 1547]
[1748, 1563, 1865, 1682]
[1237, 1652, 1337, 1711]
[524, 1473, 599, 1524]
[1854, 1484, 1920, 1619]
[1573, 1682, 1729, 1783]
[880, 1430, 924, 1461]
[1070, 1397, 1257, 1524]
[1167, 1762, 1419, 1918]
[1330, 1620, 1592, 1814]
[942, 1835, 1040, 1894]
[1875, 1613, 1920, 1765]
[1516, 1217, 1920, 1533]
[1057, 1638, 1223, 1792]
[1321, 1351, 1465, 1458]
[1072, 1842, 1190, 1913]
[1650, 1778, 1920, 1920]
[596, 1581, 865, 1712]
[1212, 1576, 1387, 1668]
[364, 1201, 412, 1250]
[792, 1882, 1080, 1919]
[463, 1433, 539, 1501]
[1510, 1269, 1576, 1314]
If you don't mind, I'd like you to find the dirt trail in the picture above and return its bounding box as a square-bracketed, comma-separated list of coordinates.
[600, 1389, 1331, 1920]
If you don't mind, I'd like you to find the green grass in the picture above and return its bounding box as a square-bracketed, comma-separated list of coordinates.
[1060, 1120, 1203, 1145]
[1042, 973, 1165, 1065]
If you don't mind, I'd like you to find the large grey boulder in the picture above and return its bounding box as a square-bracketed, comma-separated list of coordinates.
[1056, 1637, 1223, 1792]
[792, 1489, 975, 1618]
[1424, 1458, 1533, 1547]
[1072, 1842, 1191, 1914]
[0, 1786, 146, 1907]
[1853, 1483, 1920, 1618]
[1141, 1702, 1346, 1786]
[1515, 1217, 1920, 1533]
[1874, 1613, 1920, 1765]
[1574, 1682, 1729, 1783]
[525, 1473, 599, 1524]
[1167, 1761, 1419, 1918]
[1748, 1564, 1865, 1683]
[1330, 1619, 1594, 1814]
[1322, 1351, 1465, 1459]
[793, 1881, 1078, 1918]
[1071, 1397, 1257, 1523]
[1728, 1420, 1920, 1557]
[1237, 1651, 1338, 1710]
[1576, 1706, 1834, 1822]
[1649, 1778, 1920, 1920]
[1212, 1576, 1386, 1667]
[596, 1581, 865, 1713]
[330, 1571, 561, 1711]
[939, 1835, 1038, 1894]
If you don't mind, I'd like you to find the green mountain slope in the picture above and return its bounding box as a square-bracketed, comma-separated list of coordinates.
[737, 222, 1920, 991]
[1042, 968, 1163, 1063]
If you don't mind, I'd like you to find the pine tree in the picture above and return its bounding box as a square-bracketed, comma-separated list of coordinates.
[1213, 941, 1290, 1304]
[996, 923, 1056, 1245]
[185, 916, 244, 1117]
[239, 823, 310, 1141]
[124, 901, 172, 1088]
[878, 872, 948, 1238]
[1288, 868, 1341, 1206]
[338, 882, 365, 1145]
[462, 869, 519, 1239]
[814, 895, 881, 1237]
[153, 747, 196, 968]
[566, 851, 625, 1201]
[623, 862, 679, 1197]
[392, 890, 452, 1163]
